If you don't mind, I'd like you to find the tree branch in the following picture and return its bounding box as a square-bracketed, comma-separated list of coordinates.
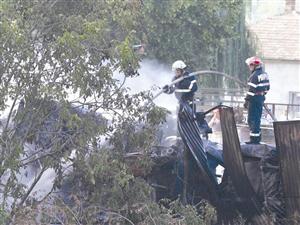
[3, 94, 19, 134]
[10, 166, 47, 220]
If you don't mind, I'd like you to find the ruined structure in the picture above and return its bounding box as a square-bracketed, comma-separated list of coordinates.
[144, 106, 299, 225]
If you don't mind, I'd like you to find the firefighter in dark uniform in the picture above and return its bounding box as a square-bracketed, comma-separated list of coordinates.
[244, 57, 270, 144]
[162, 60, 198, 111]
[162, 60, 198, 200]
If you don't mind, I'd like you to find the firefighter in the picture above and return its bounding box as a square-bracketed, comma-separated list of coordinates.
[162, 60, 198, 111]
[244, 56, 270, 144]
[162, 60, 199, 200]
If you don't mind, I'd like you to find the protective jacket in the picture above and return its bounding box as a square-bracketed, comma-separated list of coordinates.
[245, 67, 270, 100]
[167, 71, 198, 103]
[245, 66, 270, 143]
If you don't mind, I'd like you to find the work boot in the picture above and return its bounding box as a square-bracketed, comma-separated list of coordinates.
[245, 136, 261, 144]
[245, 141, 260, 145]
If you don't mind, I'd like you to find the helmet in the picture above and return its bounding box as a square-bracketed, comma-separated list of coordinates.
[245, 56, 262, 66]
[172, 60, 187, 71]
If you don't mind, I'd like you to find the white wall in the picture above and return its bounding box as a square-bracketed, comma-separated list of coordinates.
[246, 0, 300, 24]
[297, 0, 300, 11]
[246, 0, 285, 23]
[264, 60, 300, 104]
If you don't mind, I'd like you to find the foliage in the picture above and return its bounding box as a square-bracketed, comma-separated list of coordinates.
[0, 207, 9, 225]
[138, 0, 256, 87]
[13, 195, 219, 225]
[0, 0, 164, 221]
[138, 0, 242, 69]
[0, 0, 255, 224]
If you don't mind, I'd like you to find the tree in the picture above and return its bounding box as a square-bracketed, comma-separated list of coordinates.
[0, 0, 166, 222]
[138, 0, 255, 88]
[138, 0, 242, 69]
[0, 0, 252, 224]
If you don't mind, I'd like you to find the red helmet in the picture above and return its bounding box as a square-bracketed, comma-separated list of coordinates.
[245, 56, 262, 66]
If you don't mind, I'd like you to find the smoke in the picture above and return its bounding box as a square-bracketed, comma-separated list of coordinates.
[115, 59, 179, 141]
[115, 59, 178, 112]
[136, 59, 179, 140]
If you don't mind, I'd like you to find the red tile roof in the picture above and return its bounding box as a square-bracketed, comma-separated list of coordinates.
[248, 13, 300, 61]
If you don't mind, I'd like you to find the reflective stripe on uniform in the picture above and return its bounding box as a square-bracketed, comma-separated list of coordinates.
[247, 91, 255, 96]
[175, 89, 191, 93]
[188, 80, 197, 89]
[250, 132, 261, 137]
[257, 82, 270, 87]
[248, 82, 257, 88]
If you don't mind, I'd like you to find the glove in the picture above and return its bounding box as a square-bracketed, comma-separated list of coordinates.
[243, 100, 249, 109]
[162, 85, 170, 93]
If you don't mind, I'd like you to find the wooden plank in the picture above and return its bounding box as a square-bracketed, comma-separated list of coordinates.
[219, 107, 272, 225]
[274, 120, 300, 224]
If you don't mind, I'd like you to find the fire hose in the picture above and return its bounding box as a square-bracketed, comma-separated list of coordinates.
[150, 70, 277, 121]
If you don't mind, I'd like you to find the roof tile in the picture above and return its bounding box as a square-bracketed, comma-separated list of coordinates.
[248, 13, 300, 60]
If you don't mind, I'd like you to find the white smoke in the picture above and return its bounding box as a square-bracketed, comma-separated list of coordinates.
[136, 59, 179, 139]
[116, 59, 178, 112]
[114, 59, 179, 140]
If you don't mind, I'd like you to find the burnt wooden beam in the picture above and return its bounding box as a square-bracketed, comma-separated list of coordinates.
[220, 107, 272, 225]
[274, 120, 300, 224]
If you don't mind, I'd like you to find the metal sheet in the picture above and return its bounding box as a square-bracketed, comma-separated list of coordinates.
[219, 107, 272, 225]
[177, 102, 219, 205]
[274, 120, 300, 224]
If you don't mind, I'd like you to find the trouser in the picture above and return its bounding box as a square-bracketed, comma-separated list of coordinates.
[178, 98, 196, 116]
[247, 95, 265, 143]
[188, 101, 196, 114]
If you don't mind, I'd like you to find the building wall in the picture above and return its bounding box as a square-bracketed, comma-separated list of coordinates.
[264, 60, 300, 104]
[246, 0, 300, 24]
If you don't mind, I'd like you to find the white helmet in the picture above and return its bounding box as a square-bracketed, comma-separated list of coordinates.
[172, 60, 187, 71]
